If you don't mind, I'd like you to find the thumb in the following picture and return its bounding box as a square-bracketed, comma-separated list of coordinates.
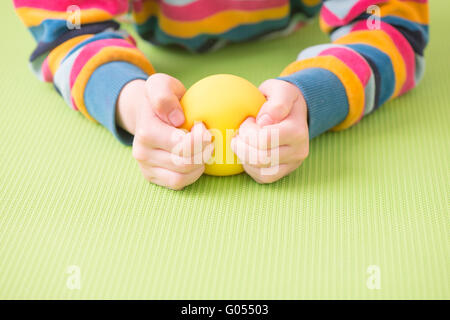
[256, 79, 296, 127]
[146, 73, 186, 127]
[153, 94, 185, 127]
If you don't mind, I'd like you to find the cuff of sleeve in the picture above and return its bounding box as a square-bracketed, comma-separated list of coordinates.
[84, 61, 149, 145]
[278, 68, 349, 139]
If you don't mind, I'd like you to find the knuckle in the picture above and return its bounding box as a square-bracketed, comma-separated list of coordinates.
[146, 73, 167, 86]
[135, 127, 156, 145]
[132, 144, 149, 161]
[272, 103, 290, 118]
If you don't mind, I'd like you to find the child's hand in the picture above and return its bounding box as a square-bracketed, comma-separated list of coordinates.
[117, 74, 214, 190]
[231, 79, 309, 184]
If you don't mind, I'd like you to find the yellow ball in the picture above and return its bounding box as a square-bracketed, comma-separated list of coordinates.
[180, 74, 266, 176]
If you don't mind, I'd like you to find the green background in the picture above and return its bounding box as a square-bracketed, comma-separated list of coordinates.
[0, 1, 448, 299]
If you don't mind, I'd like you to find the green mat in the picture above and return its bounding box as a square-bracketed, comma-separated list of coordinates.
[0, 1, 448, 299]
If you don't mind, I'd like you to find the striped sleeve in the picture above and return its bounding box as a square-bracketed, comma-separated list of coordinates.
[13, 0, 155, 144]
[279, 0, 429, 138]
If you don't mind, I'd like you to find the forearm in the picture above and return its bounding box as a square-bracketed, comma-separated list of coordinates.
[279, 0, 429, 138]
[14, 0, 155, 144]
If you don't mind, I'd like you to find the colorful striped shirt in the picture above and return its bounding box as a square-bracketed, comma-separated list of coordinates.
[13, 0, 429, 144]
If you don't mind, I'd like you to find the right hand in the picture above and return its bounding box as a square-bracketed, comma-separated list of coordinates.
[117, 73, 214, 190]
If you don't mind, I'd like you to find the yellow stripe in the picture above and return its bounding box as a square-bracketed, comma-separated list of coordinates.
[47, 35, 93, 75]
[319, 14, 333, 34]
[334, 30, 406, 98]
[133, 0, 159, 24]
[157, 5, 289, 38]
[71, 48, 155, 121]
[16, 7, 114, 27]
[280, 56, 365, 131]
[381, 1, 429, 25]
[302, 0, 321, 6]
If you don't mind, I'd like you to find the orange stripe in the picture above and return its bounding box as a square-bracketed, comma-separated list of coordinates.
[380, 1, 429, 25]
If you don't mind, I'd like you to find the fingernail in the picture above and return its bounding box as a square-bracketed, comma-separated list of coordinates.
[257, 114, 273, 127]
[169, 109, 184, 127]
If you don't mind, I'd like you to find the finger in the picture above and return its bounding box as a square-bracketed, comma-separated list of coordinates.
[174, 122, 213, 158]
[238, 100, 309, 149]
[231, 136, 295, 168]
[243, 162, 300, 184]
[146, 73, 186, 127]
[142, 165, 205, 190]
[237, 117, 283, 149]
[202, 141, 215, 164]
[141, 148, 205, 174]
[257, 79, 299, 126]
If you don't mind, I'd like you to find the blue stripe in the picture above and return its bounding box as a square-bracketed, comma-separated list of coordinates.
[290, 0, 322, 17]
[346, 43, 395, 107]
[29, 19, 67, 43]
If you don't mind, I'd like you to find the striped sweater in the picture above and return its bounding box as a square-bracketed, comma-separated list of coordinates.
[14, 0, 429, 144]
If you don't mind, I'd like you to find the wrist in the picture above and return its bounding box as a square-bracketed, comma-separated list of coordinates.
[116, 79, 147, 135]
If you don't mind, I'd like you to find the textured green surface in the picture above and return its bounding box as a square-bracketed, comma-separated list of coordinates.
[0, 2, 448, 299]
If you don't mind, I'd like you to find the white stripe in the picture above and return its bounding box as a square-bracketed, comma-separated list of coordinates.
[54, 47, 84, 108]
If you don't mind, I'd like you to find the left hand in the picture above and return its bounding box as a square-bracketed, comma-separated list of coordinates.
[231, 79, 309, 184]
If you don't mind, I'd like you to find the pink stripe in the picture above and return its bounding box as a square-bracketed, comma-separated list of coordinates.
[319, 47, 372, 86]
[69, 38, 134, 89]
[13, 0, 128, 15]
[159, 0, 288, 22]
[321, 0, 385, 27]
[41, 57, 53, 82]
[351, 20, 416, 94]
[320, 6, 338, 27]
